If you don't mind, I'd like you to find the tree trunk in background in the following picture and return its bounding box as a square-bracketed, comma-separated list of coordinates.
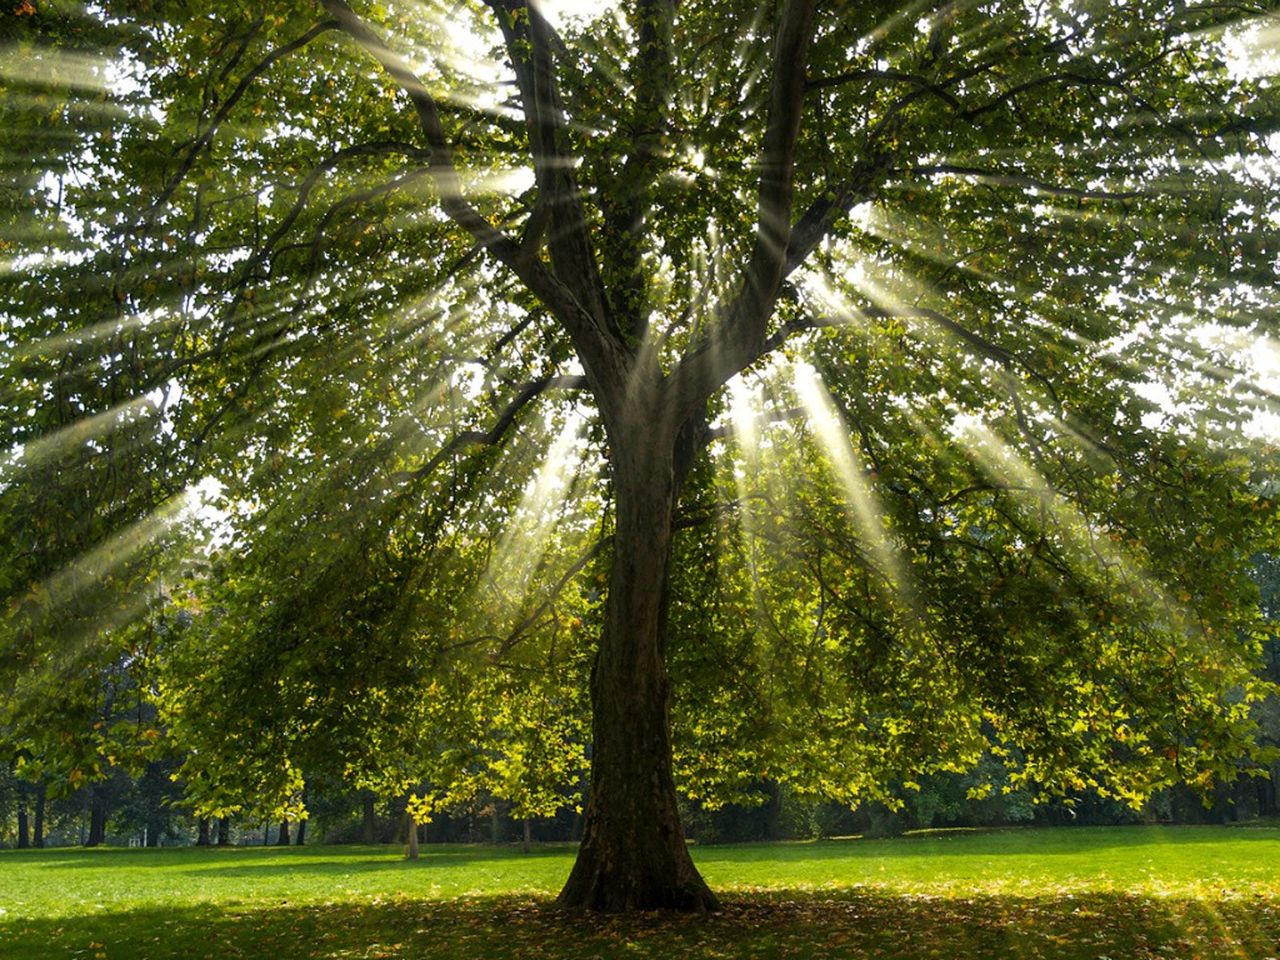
[146, 802, 163, 846]
[557, 435, 718, 912]
[276, 819, 290, 845]
[33, 784, 45, 848]
[522, 818, 531, 854]
[361, 794, 376, 844]
[763, 780, 782, 842]
[490, 803, 503, 844]
[16, 788, 29, 849]
[406, 815, 419, 860]
[295, 819, 306, 845]
[85, 790, 107, 847]
[217, 817, 230, 846]
[196, 818, 211, 846]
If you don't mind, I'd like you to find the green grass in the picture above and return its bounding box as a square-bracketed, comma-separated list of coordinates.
[2, 826, 1278, 959]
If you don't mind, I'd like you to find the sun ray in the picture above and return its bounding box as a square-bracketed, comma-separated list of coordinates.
[788, 358, 915, 610]
[483, 406, 588, 613]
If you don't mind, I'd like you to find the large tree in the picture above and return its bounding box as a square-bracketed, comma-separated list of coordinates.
[3, 0, 1279, 911]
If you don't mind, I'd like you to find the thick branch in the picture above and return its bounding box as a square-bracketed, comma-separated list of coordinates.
[669, 0, 817, 416]
[599, 0, 678, 342]
[488, 0, 612, 328]
[323, 0, 631, 419]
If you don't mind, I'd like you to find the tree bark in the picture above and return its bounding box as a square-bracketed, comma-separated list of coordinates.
[295, 818, 307, 845]
[276, 819, 290, 845]
[406, 814, 419, 860]
[197, 817, 211, 846]
[217, 817, 230, 846]
[522, 817, 531, 854]
[557, 431, 718, 912]
[16, 788, 29, 849]
[361, 793, 376, 844]
[33, 783, 45, 848]
[86, 790, 107, 847]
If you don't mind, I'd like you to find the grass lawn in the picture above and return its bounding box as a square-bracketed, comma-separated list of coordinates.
[2, 826, 1278, 959]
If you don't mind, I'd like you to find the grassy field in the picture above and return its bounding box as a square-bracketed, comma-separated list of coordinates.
[2, 826, 1278, 959]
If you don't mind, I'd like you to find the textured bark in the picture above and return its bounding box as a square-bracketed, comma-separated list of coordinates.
[557, 432, 718, 913]
[522, 817, 531, 854]
[196, 817, 211, 846]
[295, 818, 307, 845]
[276, 819, 290, 845]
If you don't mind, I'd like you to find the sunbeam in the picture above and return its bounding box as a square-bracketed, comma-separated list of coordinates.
[789, 358, 914, 608]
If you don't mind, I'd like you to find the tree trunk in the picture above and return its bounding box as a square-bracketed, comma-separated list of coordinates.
[86, 790, 107, 847]
[33, 783, 45, 848]
[276, 819, 290, 845]
[361, 793, 376, 844]
[406, 814, 419, 860]
[196, 818, 211, 846]
[522, 817, 531, 854]
[763, 780, 782, 842]
[16, 788, 29, 849]
[295, 818, 306, 845]
[217, 817, 230, 846]
[557, 434, 718, 912]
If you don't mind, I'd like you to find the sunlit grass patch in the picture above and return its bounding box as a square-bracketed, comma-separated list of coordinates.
[2, 826, 1278, 959]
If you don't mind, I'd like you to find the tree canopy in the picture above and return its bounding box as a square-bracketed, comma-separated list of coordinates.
[3, 0, 1280, 911]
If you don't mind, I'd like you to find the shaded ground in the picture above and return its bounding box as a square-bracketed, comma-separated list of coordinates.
[6, 891, 1280, 959]
[2, 826, 1278, 958]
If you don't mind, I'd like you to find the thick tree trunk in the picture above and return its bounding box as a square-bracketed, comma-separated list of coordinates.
[217, 817, 230, 846]
[196, 818, 211, 846]
[276, 819, 290, 845]
[557, 434, 718, 912]
[33, 784, 45, 848]
[295, 818, 306, 845]
[522, 817, 531, 854]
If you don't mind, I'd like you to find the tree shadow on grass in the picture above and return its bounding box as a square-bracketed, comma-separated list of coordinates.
[4, 891, 1278, 960]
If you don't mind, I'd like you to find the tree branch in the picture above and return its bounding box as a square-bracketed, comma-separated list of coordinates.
[148, 19, 340, 220]
[487, 0, 613, 329]
[322, 0, 631, 419]
[396, 374, 588, 486]
[669, 0, 817, 416]
[599, 0, 678, 343]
